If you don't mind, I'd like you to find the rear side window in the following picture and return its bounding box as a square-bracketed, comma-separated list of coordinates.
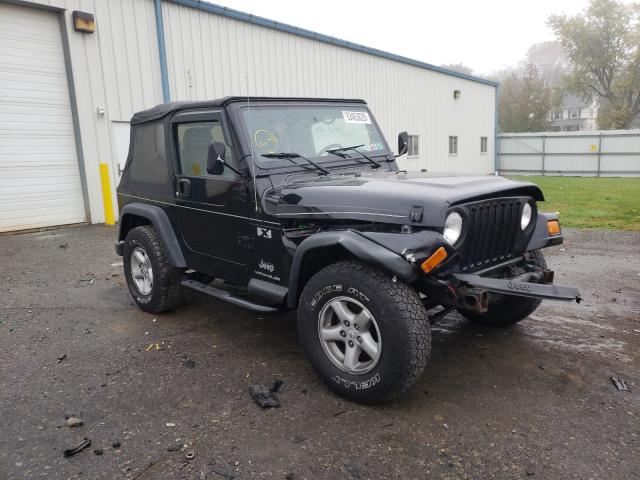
[129, 123, 169, 184]
[176, 119, 236, 178]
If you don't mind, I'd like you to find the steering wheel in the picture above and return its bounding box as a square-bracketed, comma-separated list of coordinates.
[319, 143, 343, 155]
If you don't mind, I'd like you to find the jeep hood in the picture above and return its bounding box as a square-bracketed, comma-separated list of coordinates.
[262, 171, 544, 227]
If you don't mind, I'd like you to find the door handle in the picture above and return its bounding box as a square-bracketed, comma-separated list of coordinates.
[178, 178, 191, 197]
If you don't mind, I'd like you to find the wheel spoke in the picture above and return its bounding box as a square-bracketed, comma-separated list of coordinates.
[343, 344, 360, 370]
[321, 325, 344, 342]
[330, 300, 354, 324]
[359, 332, 379, 359]
[354, 309, 372, 330]
[133, 250, 146, 265]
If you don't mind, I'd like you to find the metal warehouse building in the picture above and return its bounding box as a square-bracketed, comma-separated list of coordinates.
[0, 0, 498, 232]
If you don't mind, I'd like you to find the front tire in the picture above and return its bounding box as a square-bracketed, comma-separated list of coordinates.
[123, 226, 183, 313]
[297, 261, 430, 404]
[460, 250, 547, 327]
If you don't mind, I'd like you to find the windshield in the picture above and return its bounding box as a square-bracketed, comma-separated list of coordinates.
[239, 104, 389, 166]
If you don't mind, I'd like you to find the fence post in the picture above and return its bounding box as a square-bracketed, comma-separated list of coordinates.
[597, 133, 602, 177]
[541, 135, 546, 176]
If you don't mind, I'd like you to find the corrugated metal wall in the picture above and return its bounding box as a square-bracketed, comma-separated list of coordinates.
[16, 0, 163, 223]
[499, 130, 640, 176]
[14, 0, 496, 225]
[161, 1, 496, 175]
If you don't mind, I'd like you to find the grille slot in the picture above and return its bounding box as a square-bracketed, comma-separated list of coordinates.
[460, 199, 523, 271]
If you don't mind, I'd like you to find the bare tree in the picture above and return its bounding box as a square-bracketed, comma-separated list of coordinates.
[440, 63, 474, 76]
[525, 41, 571, 88]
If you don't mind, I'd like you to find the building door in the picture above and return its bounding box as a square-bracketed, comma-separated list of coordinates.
[111, 121, 131, 185]
[0, 4, 85, 232]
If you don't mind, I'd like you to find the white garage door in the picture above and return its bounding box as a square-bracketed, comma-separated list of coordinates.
[0, 4, 85, 232]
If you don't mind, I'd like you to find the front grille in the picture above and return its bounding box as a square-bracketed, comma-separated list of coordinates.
[459, 198, 525, 271]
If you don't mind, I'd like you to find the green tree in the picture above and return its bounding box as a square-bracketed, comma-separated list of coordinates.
[499, 64, 552, 133]
[549, 0, 640, 129]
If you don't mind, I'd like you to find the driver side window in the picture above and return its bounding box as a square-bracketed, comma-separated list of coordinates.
[176, 119, 236, 178]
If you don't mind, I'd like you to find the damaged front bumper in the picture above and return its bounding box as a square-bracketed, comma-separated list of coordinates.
[454, 272, 582, 303]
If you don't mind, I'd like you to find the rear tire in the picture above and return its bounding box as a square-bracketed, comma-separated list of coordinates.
[297, 260, 430, 404]
[123, 225, 183, 313]
[459, 250, 547, 327]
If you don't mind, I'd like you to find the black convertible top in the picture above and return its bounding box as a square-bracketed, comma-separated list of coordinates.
[130, 96, 367, 125]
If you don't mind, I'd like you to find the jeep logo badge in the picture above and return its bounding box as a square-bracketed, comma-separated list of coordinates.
[506, 281, 532, 293]
[258, 259, 275, 272]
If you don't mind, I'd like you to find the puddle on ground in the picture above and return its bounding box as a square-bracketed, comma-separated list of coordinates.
[431, 311, 631, 362]
[523, 314, 630, 362]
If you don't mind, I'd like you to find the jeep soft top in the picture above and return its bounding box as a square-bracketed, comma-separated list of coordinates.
[115, 96, 580, 403]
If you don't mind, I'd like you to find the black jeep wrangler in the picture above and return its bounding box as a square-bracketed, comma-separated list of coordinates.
[115, 97, 580, 403]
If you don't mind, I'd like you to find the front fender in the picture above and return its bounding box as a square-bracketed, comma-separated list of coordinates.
[286, 229, 450, 308]
[116, 203, 187, 268]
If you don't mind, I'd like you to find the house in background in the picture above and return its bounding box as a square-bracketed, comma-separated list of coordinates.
[548, 94, 598, 132]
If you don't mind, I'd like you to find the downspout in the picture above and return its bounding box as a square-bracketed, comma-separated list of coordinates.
[154, 0, 171, 102]
[494, 84, 500, 174]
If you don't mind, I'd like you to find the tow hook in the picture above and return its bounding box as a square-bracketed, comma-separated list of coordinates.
[457, 286, 489, 314]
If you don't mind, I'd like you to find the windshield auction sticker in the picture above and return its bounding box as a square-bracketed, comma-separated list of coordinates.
[342, 111, 371, 124]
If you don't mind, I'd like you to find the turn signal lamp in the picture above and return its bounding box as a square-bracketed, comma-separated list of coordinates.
[547, 220, 561, 235]
[421, 247, 448, 274]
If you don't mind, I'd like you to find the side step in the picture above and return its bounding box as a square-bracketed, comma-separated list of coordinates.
[181, 279, 281, 314]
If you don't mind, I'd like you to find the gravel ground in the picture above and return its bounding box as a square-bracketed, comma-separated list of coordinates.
[0, 225, 638, 480]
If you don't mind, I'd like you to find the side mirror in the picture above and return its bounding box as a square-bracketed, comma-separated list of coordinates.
[206, 141, 226, 175]
[398, 131, 409, 157]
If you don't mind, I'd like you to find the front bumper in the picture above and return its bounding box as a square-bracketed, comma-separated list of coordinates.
[454, 272, 582, 303]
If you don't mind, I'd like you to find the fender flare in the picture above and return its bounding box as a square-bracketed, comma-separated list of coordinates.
[116, 203, 187, 268]
[286, 230, 421, 309]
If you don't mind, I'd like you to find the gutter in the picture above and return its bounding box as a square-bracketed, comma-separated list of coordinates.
[494, 85, 500, 173]
[154, 0, 171, 102]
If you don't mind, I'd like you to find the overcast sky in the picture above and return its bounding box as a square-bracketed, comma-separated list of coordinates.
[211, 0, 630, 77]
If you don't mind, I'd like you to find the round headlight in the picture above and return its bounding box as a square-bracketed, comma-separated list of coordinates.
[443, 211, 463, 245]
[521, 202, 533, 230]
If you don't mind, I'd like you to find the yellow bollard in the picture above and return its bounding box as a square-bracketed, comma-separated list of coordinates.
[99, 163, 115, 225]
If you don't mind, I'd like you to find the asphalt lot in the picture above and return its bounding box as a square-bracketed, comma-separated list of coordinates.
[0, 225, 638, 479]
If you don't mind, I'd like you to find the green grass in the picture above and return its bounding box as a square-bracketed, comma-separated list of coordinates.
[511, 176, 640, 231]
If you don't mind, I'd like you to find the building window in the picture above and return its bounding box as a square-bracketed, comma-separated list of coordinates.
[480, 136, 488, 154]
[448, 136, 458, 155]
[570, 108, 580, 119]
[407, 135, 419, 157]
[552, 110, 563, 120]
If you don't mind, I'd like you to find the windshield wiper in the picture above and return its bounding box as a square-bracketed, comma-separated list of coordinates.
[326, 145, 381, 168]
[261, 152, 330, 175]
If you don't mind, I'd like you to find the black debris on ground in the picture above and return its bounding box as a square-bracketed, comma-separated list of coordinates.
[248, 383, 281, 409]
[63, 438, 91, 458]
[611, 376, 630, 391]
